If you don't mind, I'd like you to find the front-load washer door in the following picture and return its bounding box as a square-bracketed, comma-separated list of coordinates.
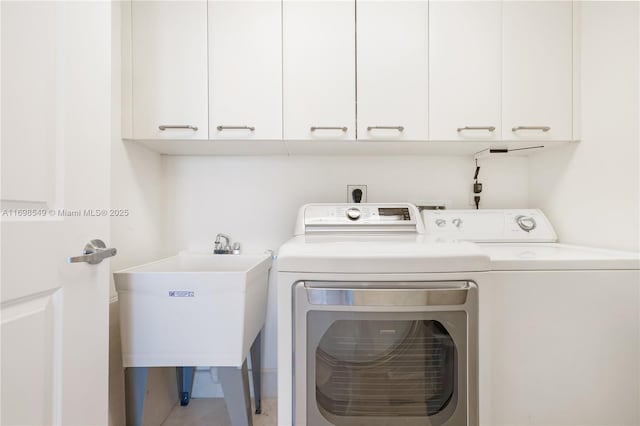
[294, 282, 476, 426]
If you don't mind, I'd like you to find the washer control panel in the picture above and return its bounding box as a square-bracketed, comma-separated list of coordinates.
[423, 209, 557, 242]
[515, 215, 536, 232]
[345, 207, 362, 221]
[296, 204, 423, 235]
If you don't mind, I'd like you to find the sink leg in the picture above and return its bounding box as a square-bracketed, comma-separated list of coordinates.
[220, 360, 253, 426]
[125, 367, 147, 426]
[250, 330, 263, 414]
[176, 367, 195, 406]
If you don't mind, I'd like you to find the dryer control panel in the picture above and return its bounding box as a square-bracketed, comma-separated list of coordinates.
[423, 209, 557, 242]
[296, 204, 424, 235]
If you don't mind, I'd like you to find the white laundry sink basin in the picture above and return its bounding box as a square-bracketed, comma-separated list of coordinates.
[114, 253, 272, 367]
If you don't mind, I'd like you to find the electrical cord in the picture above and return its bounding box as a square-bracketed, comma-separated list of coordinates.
[473, 159, 482, 209]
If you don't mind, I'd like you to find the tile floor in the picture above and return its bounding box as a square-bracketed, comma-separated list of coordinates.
[162, 398, 277, 426]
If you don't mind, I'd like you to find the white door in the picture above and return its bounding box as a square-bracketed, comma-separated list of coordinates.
[209, 0, 282, 140]
[1, 2, 112, 425]
[429, 1, 501, 141]
[131, 0, 208, 140]
[283, 0, 355, 140]
[502, 1, 573, 141]
[357, 0, 429, 141]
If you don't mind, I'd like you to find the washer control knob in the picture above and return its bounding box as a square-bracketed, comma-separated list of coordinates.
[452, 218, 463, 228]
[435, 219, 446, 227]
[346, 208, 361, 221]
[516, 215, 537, 232]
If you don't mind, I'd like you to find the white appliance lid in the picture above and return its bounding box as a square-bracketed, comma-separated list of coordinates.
[479, 243, 640, 270]
[277, 234, 490, 273]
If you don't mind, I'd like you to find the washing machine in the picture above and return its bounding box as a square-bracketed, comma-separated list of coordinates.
[276, 203, 490, 426]
[424, 209, 640, 426]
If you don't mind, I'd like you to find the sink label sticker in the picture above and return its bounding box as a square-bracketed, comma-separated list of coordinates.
[168, 291, 195, 297]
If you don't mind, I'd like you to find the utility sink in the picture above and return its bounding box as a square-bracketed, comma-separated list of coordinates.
[114, 253, 272, 368]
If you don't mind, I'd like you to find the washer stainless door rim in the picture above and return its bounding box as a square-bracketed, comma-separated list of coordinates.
[294, 281, 478, 426]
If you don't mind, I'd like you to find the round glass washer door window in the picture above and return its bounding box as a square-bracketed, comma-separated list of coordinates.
[316, 319, 456, 418]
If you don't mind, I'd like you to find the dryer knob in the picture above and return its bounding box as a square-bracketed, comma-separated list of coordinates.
[346, 208, 361, 221]
[435, 219, 447, 227]
[516, 215, 537, 232]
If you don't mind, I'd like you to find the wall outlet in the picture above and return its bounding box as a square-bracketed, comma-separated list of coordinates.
[347, 185, 367, 203]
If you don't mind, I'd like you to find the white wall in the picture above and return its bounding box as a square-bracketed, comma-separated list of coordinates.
[529, 2, 640, 252]
[163, 154, 529, 396]
[109, 2, 175, 425]
[164, 155, 529, 254]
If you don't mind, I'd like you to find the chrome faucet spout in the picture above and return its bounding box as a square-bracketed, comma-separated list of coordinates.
[214, 233, 234, 254]
[215, 233, 230, 247]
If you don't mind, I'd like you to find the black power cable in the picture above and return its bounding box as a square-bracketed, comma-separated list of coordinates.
[473, 159, 482, 209]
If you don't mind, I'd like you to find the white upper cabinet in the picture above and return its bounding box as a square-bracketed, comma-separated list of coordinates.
[283, 1, 356, 140]
[126, 0, 577, 153]
[209, 0, 282, 140]
[357, 1, 429, 141]
[131, 0, 208, 139]
[429, 1, 501, 141]
[503, 1, 573, 141]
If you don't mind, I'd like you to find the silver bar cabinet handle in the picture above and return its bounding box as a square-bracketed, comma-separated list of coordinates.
[217, 125, 255, 131]
[158, 125, 198, 131]
[367, 126, 404, 132]
[310, 126, 347, 132]
[512, 126, 550, 132]
[68, 239, 117, 265]
[457, 126, 496, 132]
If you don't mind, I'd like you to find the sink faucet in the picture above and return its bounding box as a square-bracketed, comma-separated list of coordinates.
[214, 233, 231, 254]
[214, 233, 240, 254]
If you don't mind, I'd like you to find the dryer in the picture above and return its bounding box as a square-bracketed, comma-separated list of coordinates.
[277, 203, 490, 426]
[424, 209, 640, 426]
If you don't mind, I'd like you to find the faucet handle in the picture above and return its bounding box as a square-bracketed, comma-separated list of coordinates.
[232, 242, 241, 255]
[213, 240, 230, 254]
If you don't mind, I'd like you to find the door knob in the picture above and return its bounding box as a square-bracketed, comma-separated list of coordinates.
[68, 239, 117, 264]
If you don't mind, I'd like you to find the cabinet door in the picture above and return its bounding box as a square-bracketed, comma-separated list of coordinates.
[132, 1, 208, 139]
[429, 1, 501, 141]
[503, 1, 573, 141]
[357, 1, 428, 141]
[283, 1, 355, 140]
[209, 0, 282, 140]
